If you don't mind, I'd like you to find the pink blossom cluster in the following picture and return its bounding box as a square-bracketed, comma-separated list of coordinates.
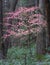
[3, 6, 47, 39]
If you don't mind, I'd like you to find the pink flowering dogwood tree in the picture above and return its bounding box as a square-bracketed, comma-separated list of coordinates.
[3, 6, 47, 40]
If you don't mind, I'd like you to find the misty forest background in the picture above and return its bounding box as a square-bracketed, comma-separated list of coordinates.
[0, 0, 50, 65]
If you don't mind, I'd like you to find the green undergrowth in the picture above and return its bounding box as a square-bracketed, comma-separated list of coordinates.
[0, 43, 50, 65]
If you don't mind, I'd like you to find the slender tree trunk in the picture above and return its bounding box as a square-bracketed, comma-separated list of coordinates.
[2, 0, 11, 59]
[0, 0, 4, 59]
[46, 0, 50, 47]
[36, 0, 48, 55]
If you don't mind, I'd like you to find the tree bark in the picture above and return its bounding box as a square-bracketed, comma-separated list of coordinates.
[36, 0, 48, 55]
[0, 0, 4, 59]
[45, 0, 50, 46]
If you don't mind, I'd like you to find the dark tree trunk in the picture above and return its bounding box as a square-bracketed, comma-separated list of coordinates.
[36, 0, 48, 55]
[46, 0, 50, 46]
[36, 27, 48, 54]
[9, 0, 18, 11]
[0, 0, 4, 59]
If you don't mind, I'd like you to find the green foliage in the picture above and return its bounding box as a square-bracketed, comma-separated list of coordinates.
[47, 47, 50, 51]
[7, 44, 37, 65]
[20, 25, 27, 30]
[0, 44, 50, 65]
[19, 0, 36, 7]
[35, 54, 45, 61]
